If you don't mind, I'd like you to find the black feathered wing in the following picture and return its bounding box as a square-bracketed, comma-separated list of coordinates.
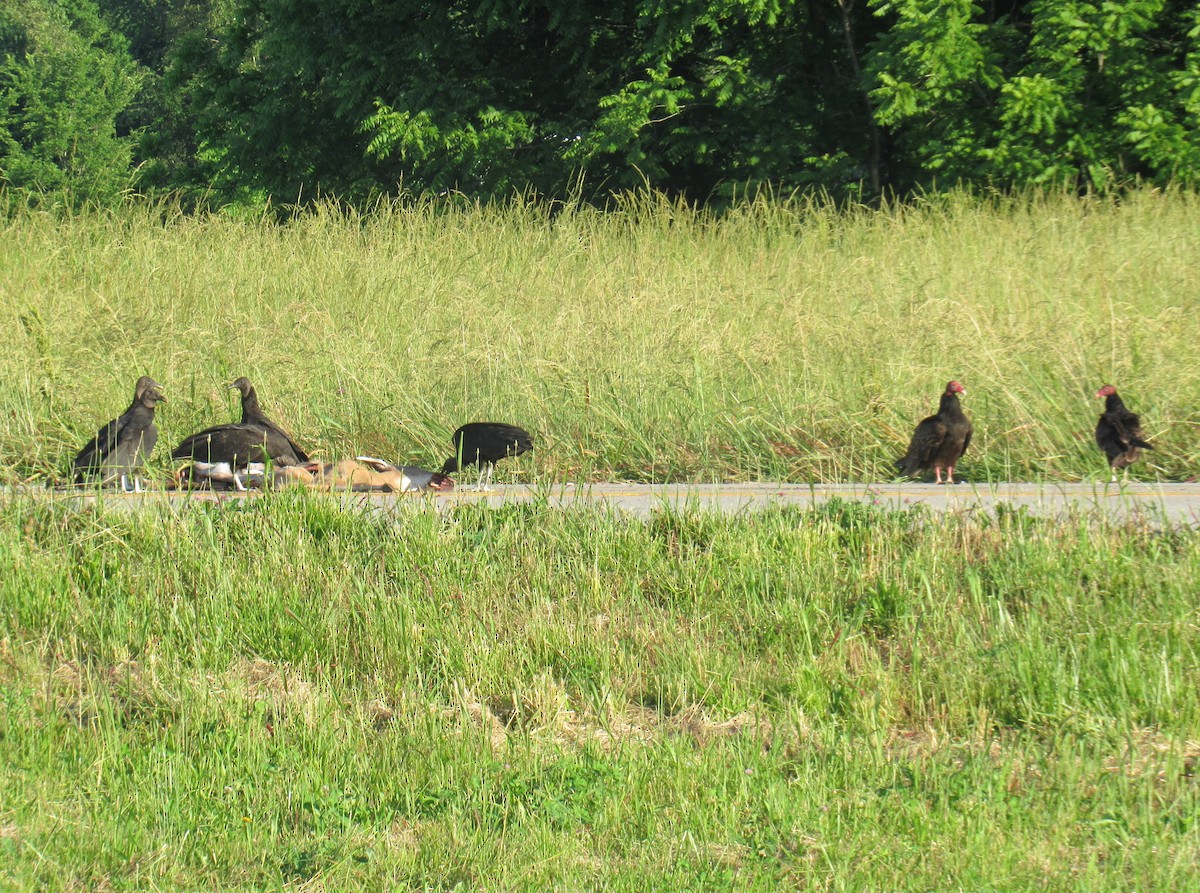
[1111, 409, 1153, 450]
[74, 417, 123, 478]
[259, 420, 311, 464]
[173, 423, 304, 466]
[1095, 415, 1123, 461]
[241, 401, 310, 464]
[108, 424, 156, 475]
[1096, 410, 1153, 462]
[445, 423, 533, 472]
[75, 409, 156, 482]
[896, 416, 947, 476]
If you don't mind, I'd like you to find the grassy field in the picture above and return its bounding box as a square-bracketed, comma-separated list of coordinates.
[0, 189, 1197, 484]
[2, 193, 1198, 889]
[1, 493, 1198, 890]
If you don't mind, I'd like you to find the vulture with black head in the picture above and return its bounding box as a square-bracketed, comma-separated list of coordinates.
[441, 422, 533, 490]
[228, 376, 311, 462]
[73, 376, 166, 492]
[895, 380, 972, 484]
[172, 377, 310, 472]
[1094, 384, 1154, 482]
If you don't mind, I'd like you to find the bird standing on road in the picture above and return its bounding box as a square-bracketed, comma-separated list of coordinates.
[73, 376, 166, 492]
[895, 380, 972, 484]
[1094, 384, 1154, 482]
[442, 422, 533, 491]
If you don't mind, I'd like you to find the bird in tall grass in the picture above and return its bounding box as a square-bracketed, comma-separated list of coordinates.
[172, 377, 311, 489]
[1094, 384, 1154, 482]
[73, 376, 166, 492]
[895, 380, 972, 484]
[442, 422, 533, 491]
[227, 377, 310, 462]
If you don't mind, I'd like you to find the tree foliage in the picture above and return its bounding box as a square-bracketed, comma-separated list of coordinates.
[869, 0, 1200, 189]
[4, 0, 1200, 206]
[172, 0, 879, 204]
[100, 0, 226, 197]
[0, 0, 141, 203]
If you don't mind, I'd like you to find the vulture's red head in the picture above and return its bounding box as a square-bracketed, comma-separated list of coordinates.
[945, 380, 966, 396]
[1095, 384, 1117, 399]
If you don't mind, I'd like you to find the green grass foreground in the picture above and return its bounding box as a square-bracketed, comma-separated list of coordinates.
[1, 493, 1198, 889]
[2, 189, 1198, 484]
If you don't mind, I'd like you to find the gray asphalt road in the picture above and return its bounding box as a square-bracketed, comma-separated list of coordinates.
[450, 482, 1200, 524]
[14, 482, 1200, 524]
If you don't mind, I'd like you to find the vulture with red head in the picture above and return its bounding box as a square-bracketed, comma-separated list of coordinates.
[895, 381, 972, 484]
[1094, 384, 1153, 482]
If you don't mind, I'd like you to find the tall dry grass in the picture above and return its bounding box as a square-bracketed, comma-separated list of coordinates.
[2, 189, 1197, 483]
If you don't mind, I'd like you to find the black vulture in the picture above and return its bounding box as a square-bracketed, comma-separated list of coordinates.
[73, 376, 166, 492]
[1095, 384, 1154, 482]
[229, 376, 310, 462]
[441, 422, 533, 490]
[895, 381, 972, 484]
[172, 378, 311, 484]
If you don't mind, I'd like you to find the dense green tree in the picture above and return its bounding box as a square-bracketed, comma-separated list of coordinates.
[548, 0, 881, 199]
[0, 0, 142, 203]
[3, 0, 1198, 206]
[179, 0, 881, 204]
[868, 0, 1200, 189]
[94, 0, 229, 198]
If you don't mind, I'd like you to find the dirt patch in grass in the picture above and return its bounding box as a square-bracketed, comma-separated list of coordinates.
[1109, 728, 1200, 783]
[448, 677, 774, 753]
[217, 657, 320, 726]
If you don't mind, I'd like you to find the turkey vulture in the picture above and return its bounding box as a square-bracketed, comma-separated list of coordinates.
[172, 377, 310, 470]
[895, 380, 972, 484]
[441, 422, 533, 490]
[1094, 384, 1154, 482]
[73, 376, 166, 492]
